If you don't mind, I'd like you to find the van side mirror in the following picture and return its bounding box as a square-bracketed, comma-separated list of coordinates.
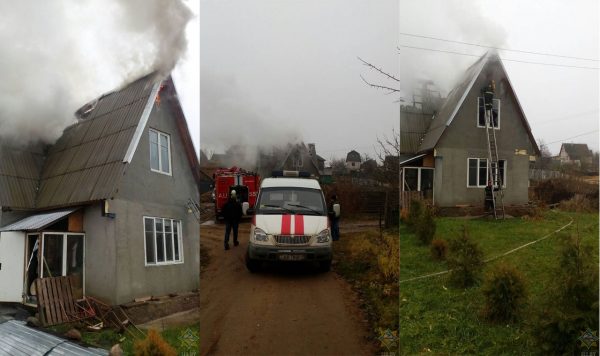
[242, 202, 250, 215]
[333, 203, 340, 218]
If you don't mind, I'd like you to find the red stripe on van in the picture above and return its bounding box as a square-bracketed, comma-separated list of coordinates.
[294, 215, 304, 235]
[281, 215, 291, 235]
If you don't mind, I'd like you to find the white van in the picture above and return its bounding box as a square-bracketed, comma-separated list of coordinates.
[243, 171, 339, 272]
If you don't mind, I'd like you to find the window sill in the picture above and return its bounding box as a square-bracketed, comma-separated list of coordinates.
[145, 260, 184, 267]
[150, 168, 173, 176]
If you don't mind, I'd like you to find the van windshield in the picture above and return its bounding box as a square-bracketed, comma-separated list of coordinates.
[256, 187, 326, 215]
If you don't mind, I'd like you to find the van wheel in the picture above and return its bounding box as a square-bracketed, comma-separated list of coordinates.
[318, 260, 331, 273]
[245, 253, 259, 273]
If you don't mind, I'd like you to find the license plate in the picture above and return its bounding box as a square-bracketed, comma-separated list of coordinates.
[278, 254, 304, 261]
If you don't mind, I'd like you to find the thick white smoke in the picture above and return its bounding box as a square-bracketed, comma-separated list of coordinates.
[0, 1, 192, 145]
[399, 0, 507, 101]
[200, 70, 303, 167]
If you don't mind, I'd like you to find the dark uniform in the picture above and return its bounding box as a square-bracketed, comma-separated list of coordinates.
[223, 193, 243, 250]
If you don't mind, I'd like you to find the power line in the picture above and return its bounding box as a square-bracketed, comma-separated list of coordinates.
[535, 108, 600, 126]
[545, 130, 599, 145]
[398, 45, 600, 70]
[398, 32, 599, 62]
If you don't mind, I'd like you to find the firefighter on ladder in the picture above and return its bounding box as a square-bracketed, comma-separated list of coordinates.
[483, 80, 496, 126]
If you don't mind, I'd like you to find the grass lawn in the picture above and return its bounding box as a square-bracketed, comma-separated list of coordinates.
[47, 322, 199, 354]
[400, 210, 599, 355]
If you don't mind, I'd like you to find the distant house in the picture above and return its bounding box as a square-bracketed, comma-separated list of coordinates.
[558, 143, 593, 167]
[399, 52, 539, 208]
[0, 73, 200, 305]
[345, 150, 361, 171]
[278, 142, 323, 177]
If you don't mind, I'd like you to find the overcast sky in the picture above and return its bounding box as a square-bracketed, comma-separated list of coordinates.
[399, 0, 599, 155]
[200, 0, 399, 163]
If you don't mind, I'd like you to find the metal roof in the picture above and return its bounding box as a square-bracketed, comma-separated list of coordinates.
[0, 144, 45, 209]
[0, 209, 76, 232]
[0, 320, 107, 355]
[36, 73, 159, 208]
[400, 110, 433, 153]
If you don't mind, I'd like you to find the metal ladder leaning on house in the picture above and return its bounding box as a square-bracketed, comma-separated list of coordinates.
[483, 82, 505, 219]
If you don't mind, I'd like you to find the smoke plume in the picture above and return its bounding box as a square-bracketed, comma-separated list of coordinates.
[399, 0, 507, 102]
[200, 69, 303, 168]
[0, 1, 192, 146]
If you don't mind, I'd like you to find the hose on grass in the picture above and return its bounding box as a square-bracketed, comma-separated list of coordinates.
[399, 211, 574, 284]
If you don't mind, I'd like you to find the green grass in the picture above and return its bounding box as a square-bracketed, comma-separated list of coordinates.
[47, 322, 199, 354]
[400, 211, 599, 355]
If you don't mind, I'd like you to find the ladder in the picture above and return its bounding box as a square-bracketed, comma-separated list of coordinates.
[484, 107, 505, 219]
[187, 198, 201, 223]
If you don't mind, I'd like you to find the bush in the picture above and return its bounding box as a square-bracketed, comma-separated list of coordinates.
[415, 204, 436, 245]
[430, 238, 448, 260]
[377, 234, 399, 282]
[481, 263, 527, 323]
[406, 200, 423, 231]
[560, 194, 596, 213]
[533, 231, 599, 354]
[446, 226, 484, 288]
[134, 329, 176, 356]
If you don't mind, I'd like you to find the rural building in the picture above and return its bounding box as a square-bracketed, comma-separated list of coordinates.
[0, 73, 200, 306]
[557, 143, 593, 167]
[400, 52, 539, 209]
[345, 150, 361, 171]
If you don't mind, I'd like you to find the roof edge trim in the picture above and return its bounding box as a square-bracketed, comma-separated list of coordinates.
[399, 153, 426, 166]
[123, 81, 162, 163]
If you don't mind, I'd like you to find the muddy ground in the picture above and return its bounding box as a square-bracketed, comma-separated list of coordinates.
[199, 220, 377, 356]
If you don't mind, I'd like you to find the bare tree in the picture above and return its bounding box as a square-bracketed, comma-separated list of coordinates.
[358, 57, 400, 96]
[329, 157, 348, 176]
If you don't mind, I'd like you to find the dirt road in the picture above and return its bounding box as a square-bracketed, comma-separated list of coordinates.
[199, 222, 375, 356]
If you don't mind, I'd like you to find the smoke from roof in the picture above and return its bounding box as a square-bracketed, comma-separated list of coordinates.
[200, 70, 303, 168]
[0, 1, 192, 146]
[399, 1, 507, 103]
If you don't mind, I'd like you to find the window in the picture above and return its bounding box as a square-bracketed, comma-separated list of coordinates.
[467, 158, 506, 188]
[39, 233, 85, 298]
[144, 217, 183, 265]
[402, 167, 434, 192]
[477, 97, 501, 128]
[149, 129, 171, 175]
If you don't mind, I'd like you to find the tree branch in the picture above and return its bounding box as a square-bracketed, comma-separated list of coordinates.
[360, 75, 400, 94]
[358, 57, 400, 82]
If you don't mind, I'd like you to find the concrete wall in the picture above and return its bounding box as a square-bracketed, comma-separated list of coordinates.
[108, 103, 199, 304]
[434, 61, 536, 207]
[83, 203, 118, 303]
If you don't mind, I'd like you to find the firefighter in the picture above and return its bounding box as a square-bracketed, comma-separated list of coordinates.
[482, 81, 497, 127]
[328, 194, 340, 241]
[223, 190, 242, 250]
[484, 180, 499, 213]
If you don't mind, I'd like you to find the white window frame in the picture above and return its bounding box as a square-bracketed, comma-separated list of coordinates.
[143, 216, 184, 267]
[477, 97, 501, 129]
[467, 158, 507, 188]
[402, 167, 435, 192]
[39, 232, 86, 295]
[149, 128, 172, 176]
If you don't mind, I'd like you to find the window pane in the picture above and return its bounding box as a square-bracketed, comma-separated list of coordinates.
[150, 140, 159, 170]
[149, 130, 158, 144]
[42, 234, 63, 278]
[499, 160, 505, 186]
[156, 219, 164, 262]
[145, 218, 155, 264]
[165, 220, 173, 261]
[174, 221, 180, 261]
[66, 235, 84, 299]
[478, 98, 485, 126]
[404, 168, 418, 191]
[160, 145, 170, 173]
[420, 169, 434, 191]
[468, 159, 477, 186]
[479, 159, 488, 186]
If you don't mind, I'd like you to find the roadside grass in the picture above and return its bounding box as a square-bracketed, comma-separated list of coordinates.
[334, 227, 399, 354]
[400, 210, 599, 354]
[46, 322, 199, 354]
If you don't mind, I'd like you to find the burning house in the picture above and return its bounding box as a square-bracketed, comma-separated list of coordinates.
[0, 73, 200, 305]
[400, 52, 540, 214]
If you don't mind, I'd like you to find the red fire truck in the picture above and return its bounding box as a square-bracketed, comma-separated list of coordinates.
[213, 167, 260, 220]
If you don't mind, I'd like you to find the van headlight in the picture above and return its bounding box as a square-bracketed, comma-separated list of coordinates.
[314, 229, 330, 244]
[251, 228, 271, 245]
